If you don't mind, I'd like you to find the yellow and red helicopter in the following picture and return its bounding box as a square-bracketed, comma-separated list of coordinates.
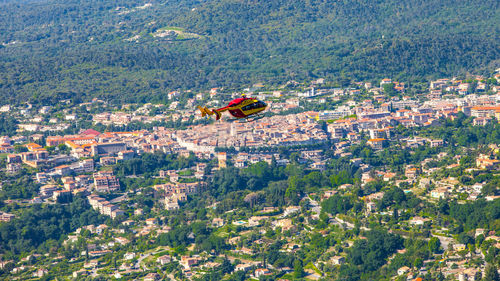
[197, 95, 267, 121]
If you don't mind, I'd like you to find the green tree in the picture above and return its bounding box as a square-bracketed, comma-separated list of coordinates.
[383, 83, 397, 96]
[428, 237, 441, 254]
[294, 259, 305, 279]
[413, 258, 423, 269]
[484, 264, 499, 281]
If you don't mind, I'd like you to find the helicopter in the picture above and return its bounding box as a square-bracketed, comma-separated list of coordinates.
[197, 95, 267, 122]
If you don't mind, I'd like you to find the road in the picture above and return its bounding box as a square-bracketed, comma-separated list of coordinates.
[136, 253, 151, 271]
[431, 234, 454, 250]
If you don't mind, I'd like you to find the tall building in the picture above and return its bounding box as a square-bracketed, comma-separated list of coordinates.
[218, 152, 227, 169]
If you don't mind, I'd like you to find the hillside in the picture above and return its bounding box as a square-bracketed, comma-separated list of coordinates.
[0, 0, 499, 103]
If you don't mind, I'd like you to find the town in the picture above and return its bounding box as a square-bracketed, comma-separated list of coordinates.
[0, 72, 499, 281]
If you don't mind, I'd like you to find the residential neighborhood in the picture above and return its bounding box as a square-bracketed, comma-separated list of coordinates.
[0, 73, 499, 280]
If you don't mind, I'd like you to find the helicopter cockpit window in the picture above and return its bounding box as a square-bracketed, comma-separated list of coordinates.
[242, 101, 266, 111]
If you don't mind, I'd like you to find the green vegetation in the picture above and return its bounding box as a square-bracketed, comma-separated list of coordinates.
[0, 0, 499, 103]
[0, 196, 106, 257]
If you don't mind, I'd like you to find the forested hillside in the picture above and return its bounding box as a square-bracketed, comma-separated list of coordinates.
[0, 0, 498, 104]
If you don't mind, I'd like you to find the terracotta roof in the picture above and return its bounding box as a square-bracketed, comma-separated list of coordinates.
[80, 129, 101, 136]
[368, 138, 387, 142]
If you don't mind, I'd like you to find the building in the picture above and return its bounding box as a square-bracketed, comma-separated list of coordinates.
[118, 150, 135, 160]
[367, 138, 387, 150]
[91, 142, 127, 156]
[431, 188, 449, 199]
[6, 154, 21, 164]
[100, 157, 117, 166]
[93, 171, 120, 192]
[254, 268, 272, 278]
[235, 263, 253, 272]
[53, 190, 72, 203]
[211, 218, 225, 228]
[55, 165, 71, 176]
[157, 255, 172, 265]
[476, 156, 500, 169]
[397, 266, 410, 276]
[180, 256, 200, 269]
[428, 139, 444, 147]
[6, 163, 22, 174]
[470, 106, 500, 118]
[218, 152, 227, 169]
[93, 174, 120, 192]
[275, 219, 293, 231]
[331, 256, 346, 265]
[77, 159, 94, 173]
[0, 212, 15, 222]
[87, 195, 124, 218]
[405, 167, 420, 179]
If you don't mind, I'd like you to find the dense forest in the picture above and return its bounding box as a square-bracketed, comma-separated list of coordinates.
[0, 196, 107, 258]
[0, 0, 498, 104]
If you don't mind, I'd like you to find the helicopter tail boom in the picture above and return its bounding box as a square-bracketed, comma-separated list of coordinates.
[197, 106, 223, 120]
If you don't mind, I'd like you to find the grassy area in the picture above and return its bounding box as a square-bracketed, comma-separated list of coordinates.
[178, 170, 193, 176]
[304, 262, 321, 275]
[152, 27, 202, 40]
[159, 26, 184, 32]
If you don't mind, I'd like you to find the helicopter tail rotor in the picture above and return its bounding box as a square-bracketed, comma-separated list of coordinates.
[197, 106, 211, 117]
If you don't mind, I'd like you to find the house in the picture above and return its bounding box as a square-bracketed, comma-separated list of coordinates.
[124, 252, 136, 260]
[409, 217, 431, 226]
[211, 218, 225, 228]
[475, 228, 486, 237]
[0, 212, 15, 222]
[88, 250, 112, 257]
[228, 236, 241, 245]
[331, 256, 346, 265]
[323, 190, 337, 199]
[235, 263, 253, 272]
[366, 202, 377, 213]
[398, 266, 410, 276]
[239, 247, 254, 255]
[470, 106, 500, 118]
[275, 219, 293, 231]
[157, 255, 172, 265]
[32, 268, 48, 278]
[248, 216, 268, 227]
[367, 138, 387, 150]
[53, 190, 72, 203]
[55, 165, 71, 176]
[143, 273, 160, 281]
[431, 188, 449, 199]
[118, 150, 135, 160]
[473, 117, 491, 126]
[453, 244, 466, 252]
[405, 167, 420, 179]
[100, 156, 117, 166]
[254, 268, 272, 278]
[383, 172, 396, 181]
[91, 142, 127, 156]
[6, 154, 21, 163]
[145, 218, 158, 226]
[180, 256, 200, 269]
[476, 156, 500, 169]
[73, 269, 89, 278]
[429, 139, 444, 147]
[95, 224, 108, 235]
[115, 237, 130, 245]
[6, 163, 22, 174]
[284, 206, 300, 216]
[380, 78, 392, 87]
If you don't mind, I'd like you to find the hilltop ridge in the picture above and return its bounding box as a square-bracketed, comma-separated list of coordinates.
[0, 0, 498, 103]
